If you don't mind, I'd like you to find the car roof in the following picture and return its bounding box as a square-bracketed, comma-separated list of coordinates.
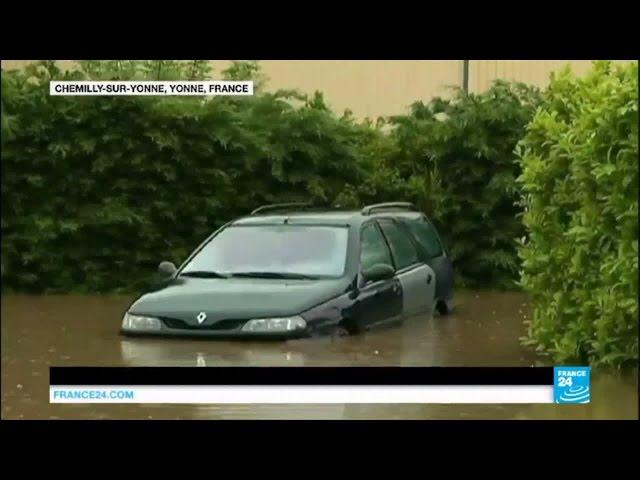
[232, 210, 425, 227]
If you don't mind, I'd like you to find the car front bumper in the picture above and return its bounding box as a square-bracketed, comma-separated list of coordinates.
[119, 326, 310, 340]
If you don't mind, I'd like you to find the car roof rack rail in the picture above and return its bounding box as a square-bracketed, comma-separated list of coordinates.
[250, 202, 313, 215]
[361, 202, 417, 215]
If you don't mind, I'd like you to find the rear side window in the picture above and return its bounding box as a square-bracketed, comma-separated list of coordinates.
[360, 223, 393, 270]
[377, 220, 420, 270]
[403, 217, 444, 258]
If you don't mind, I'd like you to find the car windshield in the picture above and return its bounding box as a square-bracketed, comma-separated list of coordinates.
[180, 225, 349, 278]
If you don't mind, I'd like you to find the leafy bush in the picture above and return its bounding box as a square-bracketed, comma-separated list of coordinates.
[374, 82, 542, 288]
[0, 61, 543, 292]
[1, 62, 375, 293]
[517, 61, 638, 367]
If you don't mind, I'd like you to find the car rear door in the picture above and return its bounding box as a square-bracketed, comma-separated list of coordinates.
[399, 215, 454, 306]
[377, 218, 436, 317]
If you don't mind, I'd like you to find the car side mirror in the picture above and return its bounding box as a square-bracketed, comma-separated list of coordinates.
[158, 261, 177, 277]
[362, 263, 395, 283]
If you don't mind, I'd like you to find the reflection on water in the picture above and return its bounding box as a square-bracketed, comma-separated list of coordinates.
[2, 292, 637, 419]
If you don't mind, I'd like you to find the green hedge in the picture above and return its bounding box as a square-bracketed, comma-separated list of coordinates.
[2, 61, 542, 293]
[517, 61, 638, 367]
[1, 64, 373, 293]
[369, 82, 541, 288]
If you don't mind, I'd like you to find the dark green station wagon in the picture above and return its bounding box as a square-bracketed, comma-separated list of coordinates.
[121, 202, 454, 339]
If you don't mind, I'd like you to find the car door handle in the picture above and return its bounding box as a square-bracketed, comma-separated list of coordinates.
[427, 274, 432, 284]
[392, 284, 400, 294]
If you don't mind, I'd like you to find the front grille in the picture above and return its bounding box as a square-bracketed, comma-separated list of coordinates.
[161, 317, 245, 331]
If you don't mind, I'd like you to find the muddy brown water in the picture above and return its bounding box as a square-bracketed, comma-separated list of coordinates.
[2, 291, 637, 419]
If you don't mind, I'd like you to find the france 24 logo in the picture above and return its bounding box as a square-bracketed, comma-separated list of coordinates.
[554, 366, 591, 404]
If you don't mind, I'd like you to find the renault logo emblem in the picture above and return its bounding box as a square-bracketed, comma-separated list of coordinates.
[196, 312, 207, 324]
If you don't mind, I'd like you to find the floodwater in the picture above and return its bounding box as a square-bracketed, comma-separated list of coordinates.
[1, 291, 637, 419]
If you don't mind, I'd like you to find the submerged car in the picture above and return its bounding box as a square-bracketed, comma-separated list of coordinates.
[121, 202, 454, 339]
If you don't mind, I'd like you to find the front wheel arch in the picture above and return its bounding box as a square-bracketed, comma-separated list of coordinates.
[338, 315, 363, 335]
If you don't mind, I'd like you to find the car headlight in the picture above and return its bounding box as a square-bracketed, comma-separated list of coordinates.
[241, 316, 307, 333]
[122, 312, 162, 331]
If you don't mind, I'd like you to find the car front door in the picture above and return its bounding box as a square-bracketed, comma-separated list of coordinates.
[355, 222, 403, 331]
[377, 218, 436, 317]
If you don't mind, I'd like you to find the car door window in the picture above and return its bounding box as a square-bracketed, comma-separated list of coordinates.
[378, 220, 420, 269]
[360, 223, 393, 271]
[402, 217, 444, 258]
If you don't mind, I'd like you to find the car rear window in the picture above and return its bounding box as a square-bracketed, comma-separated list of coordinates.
[181, 225, 349, 278]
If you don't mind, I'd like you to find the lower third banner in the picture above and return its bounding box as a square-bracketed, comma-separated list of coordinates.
[46, 366, 585, 404]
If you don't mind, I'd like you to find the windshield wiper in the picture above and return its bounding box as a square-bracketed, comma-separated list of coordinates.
[179, 270, 229, 279]
[229, 271, 316, 280]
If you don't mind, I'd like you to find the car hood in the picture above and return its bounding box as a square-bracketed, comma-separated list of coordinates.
[129, 276, 351, 326]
